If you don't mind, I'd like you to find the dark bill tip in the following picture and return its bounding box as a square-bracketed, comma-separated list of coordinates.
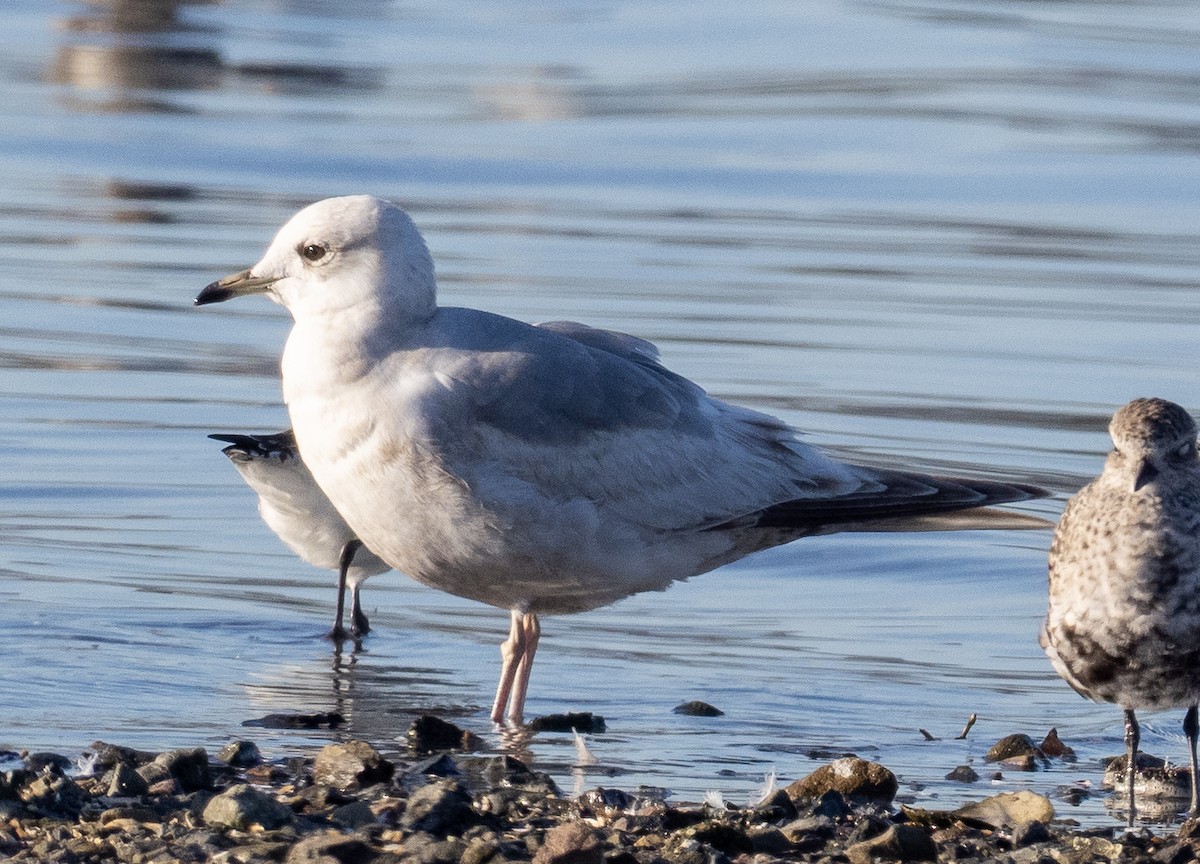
[194, 268, 277, 306]
[194, 283, 233, 306]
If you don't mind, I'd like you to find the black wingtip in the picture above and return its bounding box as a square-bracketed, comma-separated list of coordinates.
[207, 432, 248, 445]
[207, 430, 297, 459]
[745, 472, 1049, 532]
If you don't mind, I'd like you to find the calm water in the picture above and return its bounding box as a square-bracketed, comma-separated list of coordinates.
[3, 0, 1200, 828]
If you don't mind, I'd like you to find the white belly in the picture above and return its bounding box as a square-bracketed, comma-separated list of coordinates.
[286, 390, 731, 615]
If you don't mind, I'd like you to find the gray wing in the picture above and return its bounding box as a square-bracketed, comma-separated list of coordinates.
[415, 310, 1041, 535]
[415, 310, 879, 532]
[535, 320, 662, 363]
[428, 309, 720, 443]
[534, 319, 1045, 527]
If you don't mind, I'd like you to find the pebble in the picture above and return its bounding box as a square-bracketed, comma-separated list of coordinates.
[984, 733, 1047, 770]
[533, 821, 604, 864]
[672, 701, 724, 717]
[944, 764, 979, 783]
[152, 746, 212, 791]
[407, 715, 486, 753]
[751, 787, 798, 822]
[403, 830, 471, 863]
[18, 771, 87, 817]
[106, 762, 150, 797]
[1040, 727, 1077, 761]
[953, 790, 1055, 828]
[845, 823, 936, 863]
[6, 733, 1200, 864]
[808, 788, 853, 820]
[243, 711, 345, 729]
[1013, 818, 1052, 846]
[527, 712, 607, 733]
[781, 814, 834, 844]
[218, 740, 263, 767]
[400, 778, 475, 835]
[313, 740, 395, 790]
[24, 752, 73, 774]
[285, 831, 377, 863]
[784, 756, 899, 805]
[332, 799, 377, 828]
[202, 782, 294, 830]
[91, 740, 156, 769]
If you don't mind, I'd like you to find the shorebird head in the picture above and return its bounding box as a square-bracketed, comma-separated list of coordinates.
[1106, 397, 1199, 492]
[195, 195, 436, 323]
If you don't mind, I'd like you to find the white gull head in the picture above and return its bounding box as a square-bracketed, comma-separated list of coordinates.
[197, 195, 436, 325]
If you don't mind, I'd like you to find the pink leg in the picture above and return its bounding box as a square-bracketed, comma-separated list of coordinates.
[507, 613, 540, 724]
[490, 610, 526, 724]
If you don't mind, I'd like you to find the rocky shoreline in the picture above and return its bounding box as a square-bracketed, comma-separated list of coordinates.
[2, 716, 1198, 864]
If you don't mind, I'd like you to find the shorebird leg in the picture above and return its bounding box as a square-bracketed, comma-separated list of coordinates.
[1124, 708, 1140, 827]
[491, 610, 528, 724]
[1185, 705, 1199, 816]
[327, 539, 362, 642]
[509, 613, 541, 725]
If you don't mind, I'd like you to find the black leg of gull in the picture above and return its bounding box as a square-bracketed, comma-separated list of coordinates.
[327, 539, 362, 642]
[350, 579, 371, 639]
[1124, 707, 1140, 827]
[1185, 705, 1199, 817]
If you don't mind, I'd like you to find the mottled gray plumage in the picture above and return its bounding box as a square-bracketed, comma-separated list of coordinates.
[210, 430, 390, 640]
[1041, 397, 1200, 825]
[196, 195, 1044, 724]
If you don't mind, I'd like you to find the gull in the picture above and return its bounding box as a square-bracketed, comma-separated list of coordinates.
[1042, 397, 1200, 825]
[209, 429, 389, 640]
[197, 195, 1043, 724]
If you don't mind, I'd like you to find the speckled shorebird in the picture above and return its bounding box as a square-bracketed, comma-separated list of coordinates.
[210, 430, 390, 640]
[1041, 397, 1200, 825]
[196, 195, 1046, 724]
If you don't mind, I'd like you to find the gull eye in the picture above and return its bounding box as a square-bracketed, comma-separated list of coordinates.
[300, 242, 329, 263]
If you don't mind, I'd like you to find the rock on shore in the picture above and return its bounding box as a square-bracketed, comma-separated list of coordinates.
[2, 722, 1200, 863]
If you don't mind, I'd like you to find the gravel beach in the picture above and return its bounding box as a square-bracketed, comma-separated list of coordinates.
[4, 716, 1199, 864]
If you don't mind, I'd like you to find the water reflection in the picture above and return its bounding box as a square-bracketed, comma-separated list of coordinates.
[58, 0, 216, 35]
[231, 62, 384, 96]
[471, 60, 1200, 158]
[50, 45, 222, 97]
[50, 0, 222, 112]
[242, 639, 476, 743]
[236, 632, 627, 791]
[50, 0, 382, 112]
